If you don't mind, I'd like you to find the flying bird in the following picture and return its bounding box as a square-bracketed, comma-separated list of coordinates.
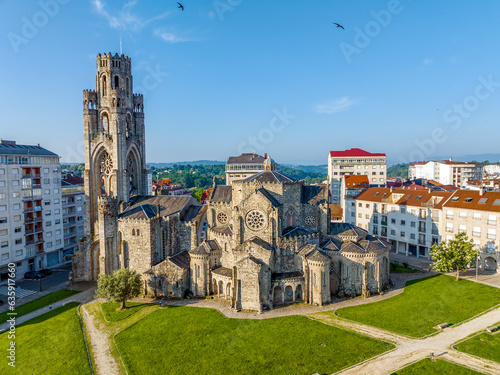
[177, 2, 184, 11]
[333, 22, 344, 30]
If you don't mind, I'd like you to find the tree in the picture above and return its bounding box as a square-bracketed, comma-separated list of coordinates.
[95, 268, 142, 310]
[430, 232, 478, 281]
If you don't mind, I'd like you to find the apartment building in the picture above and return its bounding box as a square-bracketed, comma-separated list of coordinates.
[61, 173, 85, 262]
[409, 160, 482, 187]
[484, 164, 500, 176]
[441, 189, 500, 272]
[341, 175, 369, 222]
[347, 187, 500, 272]
[225, 153, 276, 184]
[0, 141, 63, 281]
[328, 148, 386, 204]
[346, 187, 451, 260]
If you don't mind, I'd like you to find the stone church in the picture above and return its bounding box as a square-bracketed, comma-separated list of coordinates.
[73, 53, 390, 312]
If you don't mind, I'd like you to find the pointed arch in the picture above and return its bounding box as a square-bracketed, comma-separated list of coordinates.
[101, 112, 109, 133]
[126, 145, 142, 197]
[102, 75, 107, 96]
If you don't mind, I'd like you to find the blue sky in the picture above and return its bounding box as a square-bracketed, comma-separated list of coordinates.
[1, 0, 500, 166]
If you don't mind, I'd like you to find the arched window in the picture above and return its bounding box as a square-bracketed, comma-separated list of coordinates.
[102, 75, 107, 96]
[126, 114, 132, 137]
[137, 229, 140, 236]
[132, 229, 135, 236]
[101, 114, 109, 133]
[126, 77, 130, 97]
[114, 75, 119, 89]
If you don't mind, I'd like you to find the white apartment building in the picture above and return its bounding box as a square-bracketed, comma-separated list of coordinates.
[408, 160, 482, 187]
[484, 164, 500, 176]
[0, 141, 64, 281]
[328, 148, 386, 205]
[225, 153, 276, 185]
[61, 173, 85, 262]
[346, 187, 500, 273]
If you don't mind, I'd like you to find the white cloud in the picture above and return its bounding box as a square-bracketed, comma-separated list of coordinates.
[153, 28, 197, 43]
[423, 58, 433, 67]
[92, 0, 170, 32]
[313, 97, 357, 114]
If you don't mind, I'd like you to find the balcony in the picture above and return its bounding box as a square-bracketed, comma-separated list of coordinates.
[22, 173, 41, 179]
[381, 220, 388, 226]
[23, 206, 42, 213]
[24, 217, 43, 224]
[418, 238, 426, 245]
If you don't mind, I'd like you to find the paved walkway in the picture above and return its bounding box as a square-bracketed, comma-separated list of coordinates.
[329, 305, 500, 374]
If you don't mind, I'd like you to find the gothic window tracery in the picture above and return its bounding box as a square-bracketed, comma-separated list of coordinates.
[127, 154, 138, 196]
[245, 210, 266, 230]
[99, 151, 113, 196]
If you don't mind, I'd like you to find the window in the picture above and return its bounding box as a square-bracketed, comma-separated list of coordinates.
[46, 221, 51, 226]
[0, 218, 6, 224]
[15, 250, 23, 257]
[488, 215, 497, 225]
[390, 229, 396, 235]
[0, 169, 4, 175]
[53, 178, 59, 184]
[459, 211, 467, 218]
[12, 192, 20, 198]
[391, 218, 396, 224]
[14, 227, 21, 233]
[373, 226, 378, 235]
[401, 231, 405, 237]
[365, 214, 369, 219]
[45, 210, 51, 216]
[411, 221, 416, 228]
[0, 193, 5, 200]
[12, 180, 19, 186]
[44, 189, 50, 195]
[373, 215, 378, 224]
[1, 242, 8, 248]
[351, 212, 355, 217]
[0, 205, 6, 212]
[76, 196, 83, 201]
[488, 228, 496, 240]
[401, 220, 406, 225]
[446, 210, 454, 219]
[56, 239, 62, 245]
[43, 168, 49, 174]
[459, 224, 466, 233]
[472, 227, 481, 237]
[77, 206, 83, 212]
[12, 168, 18, 175]
[54, 198, 60, 204]
[0, 229, 7, 235]
[55, 219, 61, 225]
[46, 242, 52, 248]
[410, 234, 416, 239]
[54, 209, 60, 214]
[365, 204, 370, 208]
[401, 208, 406, 214]
[15, 238, 22, 245]
[351, 202, 355, 207]
[55, 229, 61, 235]
[473, 212, 481, 220]
[358, 203, 362, 207]
[43, 179, 50, 184]
[46, 231, 52, 238]
[13, 204, 20, 210]
[54, 188, 59, 194]
[358, 213, 362, 218]
[14, 215, 20, 222]
[0, 182, 4, 187]
[44, 200, 51, 206]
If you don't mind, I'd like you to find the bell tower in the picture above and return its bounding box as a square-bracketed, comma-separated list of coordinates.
[82, 53, 147, 237]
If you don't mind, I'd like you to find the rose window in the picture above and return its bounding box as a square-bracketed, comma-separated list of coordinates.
[100, 153, 113, 176]
[245, 210, 266, 230]
[217, 212, 227, 224]
[305, 215, 316, 227]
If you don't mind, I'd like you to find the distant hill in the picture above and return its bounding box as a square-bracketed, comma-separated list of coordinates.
[148, 160, 225, 167]
[282, 164, 328, 174]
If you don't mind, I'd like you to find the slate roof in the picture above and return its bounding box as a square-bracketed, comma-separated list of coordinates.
[210, 185, 232, 203]
[298, 243, 316, 257]
[0, 143, 58, 157]
[340, 241, 366, 254]
[272, 271, 304, 281]
[211, 266, 233, 277]
[248, 237, 273, 251]
[168, 251, 190, 269]
[321, 239, 341, 252]
[257, 188, 282, 207]
[211, 226, 233, 236]
[227, 153, 266, 164]
[242, 171, 295, 183]
[119, 195, 201, 221]
[61, 173, 84, 187]
[189, 240, 221, 255]
[330, 223, 367, 237]
[282, 226, 316, 238]
[302, 185, 328, 205]
[306, 249, 330, 262]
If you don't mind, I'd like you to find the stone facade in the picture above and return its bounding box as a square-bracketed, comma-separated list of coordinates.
[73, 53, 390, 313]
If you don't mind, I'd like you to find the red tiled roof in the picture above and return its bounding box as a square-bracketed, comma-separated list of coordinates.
[354, 187, 452, 208]
[329, 148, 386, 158]
[442, 190, 500, 213]
[344, 175, 369, 189]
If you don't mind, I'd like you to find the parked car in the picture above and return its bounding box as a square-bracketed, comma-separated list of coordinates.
[38, 269, 52, 276]
[24, 271, 45, 279]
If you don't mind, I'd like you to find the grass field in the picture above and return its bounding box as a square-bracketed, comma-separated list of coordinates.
[392, 358, 482, 374]
[390, 262, 419, 273]
[455, 324, 500, 363]
[101, 301, 150, 322]
[0, 302, 90, 375]
[336, 275, 500, 337]
[115, 306, 394, 375]
[0, 289, 80, 324]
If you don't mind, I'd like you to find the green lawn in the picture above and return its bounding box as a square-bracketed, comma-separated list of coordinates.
[392, 358, 482, 374]
[455, 324, 500, 363]
[336, 274, 500, 337]
[101, 301, 149, 322]
[390, 262, 419, 273]
[116, 306, 394, 375]
[0, 289, 80, 324]
[0, 302, 90, 375]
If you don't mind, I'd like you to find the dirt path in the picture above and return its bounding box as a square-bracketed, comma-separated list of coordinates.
[81, 303, 121, 375]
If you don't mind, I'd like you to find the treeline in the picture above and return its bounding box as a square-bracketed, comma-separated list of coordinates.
[62, 163, 85, 176]
[387, 163, 412, 178]
[153, 164, 225, 189]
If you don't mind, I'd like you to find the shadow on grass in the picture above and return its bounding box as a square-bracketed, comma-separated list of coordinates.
[0, 302, 79, 331]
